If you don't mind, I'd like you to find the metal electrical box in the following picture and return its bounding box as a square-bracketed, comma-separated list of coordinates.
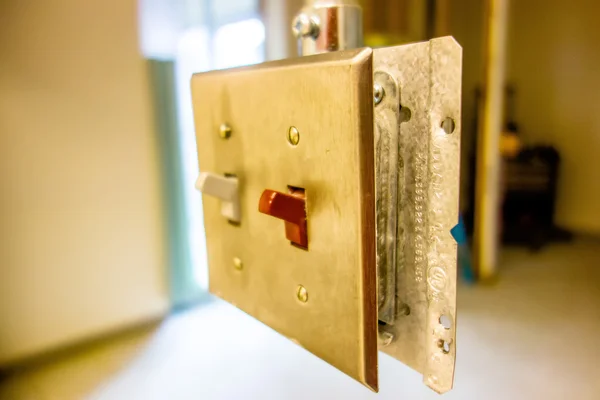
[193, 36, 461, 394]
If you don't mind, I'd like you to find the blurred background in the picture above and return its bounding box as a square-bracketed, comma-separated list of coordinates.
[0, 0, 598, 399]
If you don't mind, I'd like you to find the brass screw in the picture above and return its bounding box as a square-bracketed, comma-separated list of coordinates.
[233, 257, 243, 270]
[296, 285, 308, 302]
[219, 123, 232, 139]
[287, 126, 300, 146]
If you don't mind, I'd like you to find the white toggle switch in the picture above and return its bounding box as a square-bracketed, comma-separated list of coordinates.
[196, 172, 240, 223]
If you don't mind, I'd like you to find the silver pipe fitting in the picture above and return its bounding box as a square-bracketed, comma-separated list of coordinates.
[292, 1, 363, 56]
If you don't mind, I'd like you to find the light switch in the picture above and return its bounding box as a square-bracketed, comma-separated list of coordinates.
[195, 172, 240, 223]
[258, 188, 308, 249]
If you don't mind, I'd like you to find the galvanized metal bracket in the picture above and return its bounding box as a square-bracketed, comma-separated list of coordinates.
[374, 37, 462, 394]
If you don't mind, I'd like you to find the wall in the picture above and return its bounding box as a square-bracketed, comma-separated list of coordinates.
[448, 0, 486, 210]
[0, 0, 169, 364]
[507, 0, 600, 233]
[261, 0, 303, 61]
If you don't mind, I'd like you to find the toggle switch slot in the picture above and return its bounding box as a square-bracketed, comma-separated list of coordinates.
[225, 173, 240, 226]
[287, 186, 307, 250]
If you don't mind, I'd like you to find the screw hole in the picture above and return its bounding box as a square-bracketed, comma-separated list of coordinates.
[441, 117, 456, 134]
[438, 339, 451, 354]
[439, 314, 452, 330]
[399, 106, 412, 122]
[397, 303, 411, 316]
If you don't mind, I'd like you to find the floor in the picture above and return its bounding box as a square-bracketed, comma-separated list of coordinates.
[1, 240, 599, 400]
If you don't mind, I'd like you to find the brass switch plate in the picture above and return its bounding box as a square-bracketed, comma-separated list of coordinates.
[192, 49, 378, 391]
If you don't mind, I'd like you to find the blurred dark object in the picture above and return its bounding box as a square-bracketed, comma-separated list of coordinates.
[501, 146, 572, 250]
[463, 87, 482, 237]
[463, 85, 572, 252]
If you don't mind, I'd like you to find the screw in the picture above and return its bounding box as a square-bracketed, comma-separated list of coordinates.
[287, 126, 300, 146]
[374, 83, 385, 105]
[378, 331, 394, 347]
[296, 285, 308, 303]
[219, 123, 232, 139]
[292, 14, 319, 39]
[233, 257, 243, 270]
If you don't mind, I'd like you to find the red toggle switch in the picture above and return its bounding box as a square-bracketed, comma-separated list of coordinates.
[258, 188, 308, 249]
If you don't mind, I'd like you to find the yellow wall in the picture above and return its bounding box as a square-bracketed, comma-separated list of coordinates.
[262, 0, 304, 61]
[0, 0, 169, 364]
[507, 0, 600, 233]
[449, 0, 485, 210]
